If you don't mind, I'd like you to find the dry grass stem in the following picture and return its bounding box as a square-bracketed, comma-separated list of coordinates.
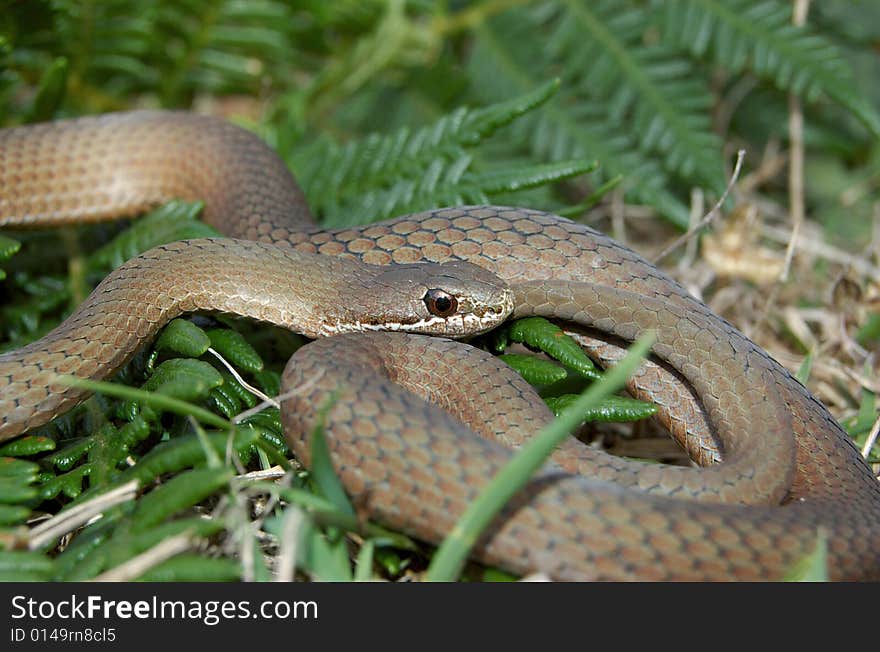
[862, 415, 880, 460]
[28, 480, 139, 549]
[92, 532, 195, 581]
[275, 507, 305, 582]
[781, 0, 810, 282]
[653, 149, 746, 264]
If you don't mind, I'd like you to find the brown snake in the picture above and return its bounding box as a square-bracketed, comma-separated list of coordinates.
[0, 111, 878, 580]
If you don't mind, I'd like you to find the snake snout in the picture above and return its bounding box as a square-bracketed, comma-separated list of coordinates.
[404, 260, 514, 337]
[322, 260, 513, 338]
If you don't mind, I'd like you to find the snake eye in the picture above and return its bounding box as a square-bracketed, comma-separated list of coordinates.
[424, 289, 458, 317]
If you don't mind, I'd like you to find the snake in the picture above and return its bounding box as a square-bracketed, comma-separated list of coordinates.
[0, 111, 878, 581]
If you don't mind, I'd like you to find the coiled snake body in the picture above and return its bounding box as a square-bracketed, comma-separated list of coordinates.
[1, 112, 878, 580]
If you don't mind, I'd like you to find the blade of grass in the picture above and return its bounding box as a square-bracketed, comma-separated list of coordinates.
[57, 376, 231, 430]
[309, 395, 356, 520]
[783, 528, 829, 582]
[426, 331, 655, 582]
[354, 540, 375, 582]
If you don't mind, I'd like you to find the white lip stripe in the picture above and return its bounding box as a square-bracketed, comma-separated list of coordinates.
[317, 307, 511, 337]
[317, 290, 514, 338]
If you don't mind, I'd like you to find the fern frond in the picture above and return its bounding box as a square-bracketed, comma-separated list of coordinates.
[292, 81, 558, 197]
[290, 83, 597, 226]
[656, 0, 880, 138]
[547, 0, 724, 187]
[0, 35, 22, 123]
[152, 0, 301, 104]
[7, 1, 306, 110]
[50, 0, 159, 94]
[468, 8, 693, 227]
[24, 56, 68, 123]
[87, 201, 214, 272]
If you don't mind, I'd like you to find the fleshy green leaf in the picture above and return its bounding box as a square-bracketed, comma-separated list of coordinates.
[499, 354, 568, 386]
[136, 555, 242, 582]
[154, 319, 212, 359]
[544, 394, 657, 421]
[0, 505, 32, 525]
[0, 550, 55, 574]
[0, 435, 55, 457]
[206, 328, 264, 373]
[0, 457, 40, 480]
[0, 479, 38, 504]
[110, 429, 258, 490]
[507, 317, 600, 380]
[131, 467, 234, 533]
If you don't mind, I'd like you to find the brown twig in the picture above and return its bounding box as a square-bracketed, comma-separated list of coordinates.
[653, 149, 746, 264]
[781, 0, 810, 282]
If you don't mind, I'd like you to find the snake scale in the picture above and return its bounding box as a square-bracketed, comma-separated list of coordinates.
[0, 111, 878, 580]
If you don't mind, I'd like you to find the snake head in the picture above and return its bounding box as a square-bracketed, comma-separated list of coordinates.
[325, 260, 514, 338]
